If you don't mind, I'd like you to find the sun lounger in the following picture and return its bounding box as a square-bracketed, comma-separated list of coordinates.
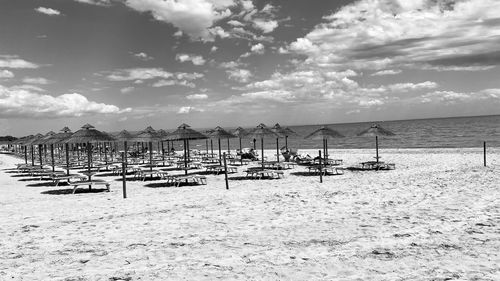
[205, 165, 237, 175]
[171, 175, 207, 187]
[51, 174, 87, 186]
[69, 179, 111, 194]
[307, 165, 344, 175]
[245, 169, 284, 179]
[348, 161, 396, 171]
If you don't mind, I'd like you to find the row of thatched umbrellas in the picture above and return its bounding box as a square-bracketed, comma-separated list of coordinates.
[9, 123, 395, 182]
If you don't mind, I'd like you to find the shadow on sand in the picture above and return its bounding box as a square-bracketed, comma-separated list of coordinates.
[41, 188, 109, 195]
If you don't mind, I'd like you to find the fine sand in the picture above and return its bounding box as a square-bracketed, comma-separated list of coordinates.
[0, 148, 499, 280]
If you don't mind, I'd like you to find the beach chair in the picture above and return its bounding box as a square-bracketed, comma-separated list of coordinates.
[69, 179, 111, 194]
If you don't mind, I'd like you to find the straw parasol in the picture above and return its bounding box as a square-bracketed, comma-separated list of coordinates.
[357, 124, 395, 162]
[164, 123, 207, 175]
[24, 133, 47, 167]
[305, 126, 344, 161]
[43, 127, 73, 174]
[65, 124, 116, 184]
[207, 126, 237, 164]
[244, 123, 280, 168]
[271, 123, 290, 162]
[130, 126, 162, 172]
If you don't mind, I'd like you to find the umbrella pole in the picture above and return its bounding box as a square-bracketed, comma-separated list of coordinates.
[65, 143, 70, 176]
[184, 139, 188, 176]
[239, 138, 242, 165]
[210, 139, 213, 157]
[87, 142, 92, 190]
[24, 146, 27, 164]
[276, 138, 279, 163]
[31, 146, 34, 166]
[123, 141, 128, 199]
[218, 138, 222, 165]
[205, 139, 209, 155]
[261, 137, 264, 168]
[227, 138, 230, 154]
[325, 138, 328, 162]
[50, 144, 55, 172]
[253, 139, 256, 150]
[376, 136, 379, 163]
[39, 145, 43, 168]
[161, 141, 165, 166]
[285, 136, 288, 151]
[149, 141, 153, 172]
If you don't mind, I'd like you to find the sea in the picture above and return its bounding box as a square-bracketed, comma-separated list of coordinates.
[185, 115, 500, 151]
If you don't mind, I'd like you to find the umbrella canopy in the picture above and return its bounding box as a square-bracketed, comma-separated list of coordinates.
[156, 129, 169, 138]
[208, 126, 237, 139]
[24, 133, 46, 146]
[357, 124, 395, 137]
[271, 123, 288, 137]
[164, 123, 207, 141]
[43, 127, 73, 145]
[35, 131, 57, 145]
[12, 135, 33, 145]
[245, 123, 280, 140]
[64, 124, 116, 143]
[114, 130, 135, 142]
[232, 127, 248, 138]
[305, 126, 345, 140]
[0, 136, 17, 143]
[129, 126, 162, 142]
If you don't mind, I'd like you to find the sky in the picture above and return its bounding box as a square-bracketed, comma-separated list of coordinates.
[1, 0, 500, 136]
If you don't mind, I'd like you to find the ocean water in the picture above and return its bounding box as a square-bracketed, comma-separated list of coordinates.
[185, 115, 500, 151]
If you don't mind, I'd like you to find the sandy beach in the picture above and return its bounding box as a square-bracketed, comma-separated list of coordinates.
[0, 148, 499, 280]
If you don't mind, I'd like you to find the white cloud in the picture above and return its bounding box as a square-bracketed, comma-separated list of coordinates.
[22, 77, 52, 85]
[177, 106, 203, 114]
[120, 87, 134, 94]
[387, 81, 438, 92]
[0, 70, 14, 79]
[289, 0, 500, 71]
[176, 53, 206, 65]
[240, 0, 254, 11]
[228, 20, 244, 26]
[0, 56, 39, 69]
[186, 93, 208, 100]
[210, 46, 218, 52]
[106, 68, 173, 81]
[132, 52, 153, 61]
[219, 61, 241, 69]
[152, 80, 196, 88]
[242, 90, 293, 102]
[250, 43, 264, 54]
[0, 85, 129, 118]
[371, 69, 402, 76]
[253, 19, 278, 33]
[35, 7, 61, 16]
[124, 0, 235, 40]
[227, 68, 252, 82]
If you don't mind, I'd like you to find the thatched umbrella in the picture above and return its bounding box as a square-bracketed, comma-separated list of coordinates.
[305, 126, 344, 161]
[357, 124, 395, 163]
[232, 127, 247, 153]
[164, 123, 207, 175]
[208, 126, 237, 165]
[25, 133, 46, 167]
[271, 124, 290, 162]
[65, 124, 116, 185]
[129, 126, 162, 172]
[35, 131, 57, 172]
[245, 123, 280, 168]
[43, 127, 73, 175]
[12, 135, 32, 164]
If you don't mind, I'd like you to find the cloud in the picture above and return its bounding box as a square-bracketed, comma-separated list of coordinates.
[289, 0, 500, 71]
[186, 93, 208, 100]
[387, 81, 438, 92]
[371, 69, 402, 76]
[73, 0, 111, 6]
[22, 77, 52, 85]
[0, 70, 14, 79]
[421, 89, 500, 104]
[0, 85, 129, 118]
[152, 79, 196, 88]
[241, 90, 293, 102]
[210, 46, 218, 52]
[0, 56, 39, 69]
[228, 20, 244, 26]
[105, 68, 173, 81]
[124, 0, 235, 40]
[176, 53, 206, 65]
[177, 106, 203, 114]
[120, 87, 134, 94]
[35, 7, 61, 16]
[241, 43, 265, 57]
[252, 19, 278, 33]
[226, 68, 252, 82]
[132, 52, 153, 61]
